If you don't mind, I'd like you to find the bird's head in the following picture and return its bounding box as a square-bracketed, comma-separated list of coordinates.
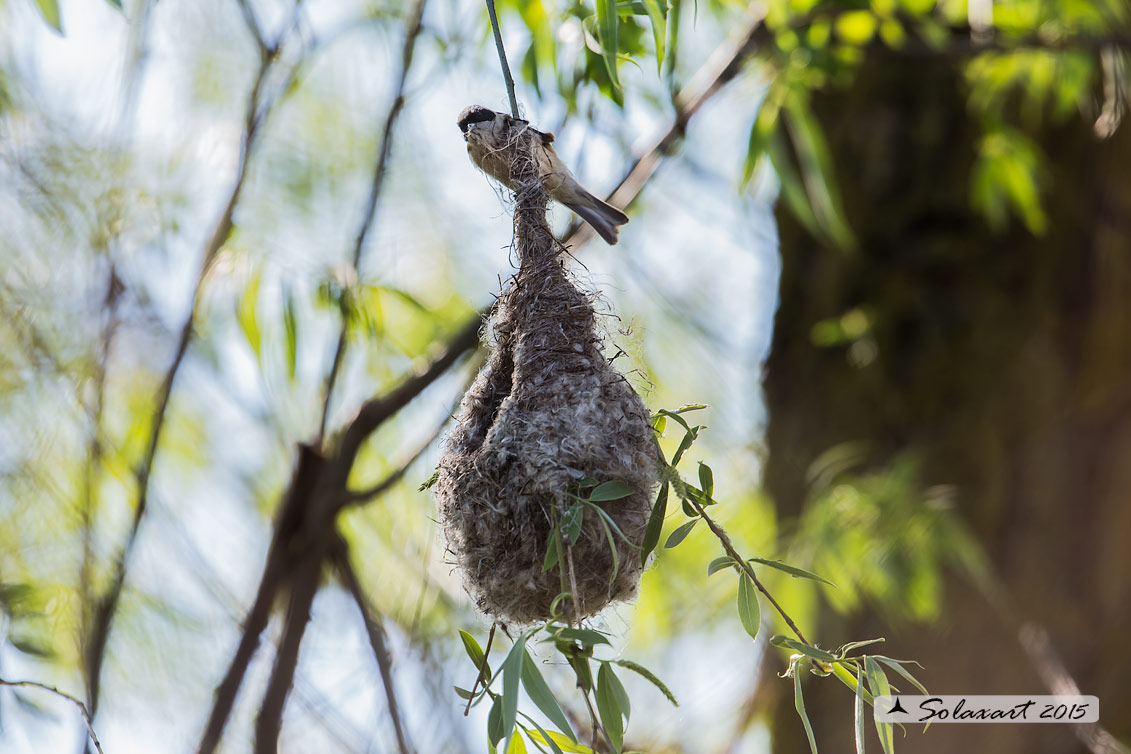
[457, 105, 498, 141]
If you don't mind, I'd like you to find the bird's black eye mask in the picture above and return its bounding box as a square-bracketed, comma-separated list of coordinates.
[457, 105, 496, 134]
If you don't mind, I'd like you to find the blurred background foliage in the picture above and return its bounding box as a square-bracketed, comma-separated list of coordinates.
[0, 0, 1129, 752]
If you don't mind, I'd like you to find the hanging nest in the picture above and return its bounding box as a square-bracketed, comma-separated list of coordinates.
[436, 123, 658, 624]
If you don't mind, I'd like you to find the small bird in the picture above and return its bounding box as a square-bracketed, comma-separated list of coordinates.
[457, 105, 629, 245]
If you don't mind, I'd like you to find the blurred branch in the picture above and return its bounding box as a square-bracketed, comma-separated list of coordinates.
[1018, 624, 1131, 754]
[84, 1, 281, 724]
[317, 0, 429, 446]
[333, 538, 414, 754]
[485, 0, 520, 118]
[0, 679, 105, 754]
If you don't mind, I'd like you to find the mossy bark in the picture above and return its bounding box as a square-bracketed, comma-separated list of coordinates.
[764, 44, 1131, 753]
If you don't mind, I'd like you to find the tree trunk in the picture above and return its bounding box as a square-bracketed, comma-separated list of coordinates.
[763, 42, 1131, 754]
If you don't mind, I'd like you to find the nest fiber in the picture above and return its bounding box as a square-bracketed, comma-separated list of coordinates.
[436, 125, 657, 624]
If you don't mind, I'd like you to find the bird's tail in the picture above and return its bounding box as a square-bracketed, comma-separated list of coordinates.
[567, 192, 630, 245]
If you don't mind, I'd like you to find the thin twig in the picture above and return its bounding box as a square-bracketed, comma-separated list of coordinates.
[0, 679, 106, 754]
[485, 0, 520, 117]
[463, 623, 497, 716]
[317, 0, 429, 446]
[333, 539, 414, 754]
[84, 29, 275, 719]
[684, 494, 809, 646]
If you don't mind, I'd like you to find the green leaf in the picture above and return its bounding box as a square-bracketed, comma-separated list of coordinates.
[508, 732, 528, 754]
[589, 480, 632, 501]
[522, 650, 577, 742]
[583, 501, 639, 549]
[640, 0, 666, 74]
[594, 509, 619, 581]
[837, 638, 886, 658]
[543, 527, 560, 572]
[640, 483, 668, 565]
[236, 269, 263, 364]
[663, 519, 697, 548]
[697, 462, 713, 500]
[670, 425, 700, 467]
[283, 289, 298, 381]
[596, 663, 625, 752]
[855, 665, 866, 754]
[874, 656, 929, 695]
[418, 471, 439, 491]
[651, 413, 667, 434]
[454, 685, 477, 700]
[736, 573, 760, 640]
[748, 558, 836, 587]
[459, 630, 490, 678]
[544, 626, 612, 647]
[602, 662, 631, 721]
[793, 670, 819, 754]
[488, 695, 505, 749]
[743, 94, 782, 185]
[612, 660, 678, 706]
[782, 93, 856, 251]
[105, 0, 123, 8]
[770, 636, 837, 664]
[525, 727, 593, 754]
[518, 719, 568, 754]
[830, 661, 875, 706]
[707, 556, 737, 576]
[34, 0, 62, 32]
[864, 657, 895, 754]
[502, 636, 528, 752]
[568, 653, 594, 693]
[596, 0, 620, 89]
[561, 502, 584, 545]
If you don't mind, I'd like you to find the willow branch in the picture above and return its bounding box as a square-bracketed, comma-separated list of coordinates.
[333, 539, 414, 754]
[485, 0, 520, 117]
[84, 32, 274, 720]
[0, 679, 105, 754]
[317, 0, 429, 446]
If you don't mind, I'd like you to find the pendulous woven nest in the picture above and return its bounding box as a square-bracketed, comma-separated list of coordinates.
[436, 123, 658, 624]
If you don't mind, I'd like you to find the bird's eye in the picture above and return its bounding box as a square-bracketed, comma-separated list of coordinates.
[457, 106, 496, 133]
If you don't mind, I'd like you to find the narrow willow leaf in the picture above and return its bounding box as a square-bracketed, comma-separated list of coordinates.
[521, 650, 577, 742]
[749, 558, 837, 587]
[837, 638, 886, 657]
[105, 0, 123, 9]
[783, 93, 856, 251]
[602, 663, 631, 721]
[864, 657, 895, 754]
[596, 663, 625, 752]
[502, 636, 528, 751]
[640, 0, 666, 73]
[651, 413, 667, 434]
[508, 733, 528, 754]
[488, 695, 505, 748]
[794, 671, 819, 754]
[697, 462, 713, 500]
[517, 719, 568, 754]
[283, 289, 298, 381]
[736, 573, 761, 640]
[855, 665, 866, 754]
[544, 626, 611, 647]
[589, 480, 631, 501]
[236, 268, 263, 364]
[707, 556, 737, 576]
[830, 661, 875, 706]
[640, 483, 668, 564]
[35, 0, 62, 32]
[664, 518, 697, 549]
[653, 409, 691, 432]
[460, 630, 490, 678]
[874, 656, 929, 695]
[612, 660, 678, 706]
[454, 685, 476, 700]
[670, 426, 700, 467]
[593, 508, 620, 581]
[770, 636, 837, 664]
[524, 722, 593, 754]
[568, 653, 593, 693]
[596, 0, 620, 89]
[671, 403, 707, 414]
[562, 502, 584, 545]
[584, 502, 639, 548]
[543, 527, 560, 572]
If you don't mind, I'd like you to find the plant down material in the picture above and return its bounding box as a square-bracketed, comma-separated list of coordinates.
[436, 123, 657, 623]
